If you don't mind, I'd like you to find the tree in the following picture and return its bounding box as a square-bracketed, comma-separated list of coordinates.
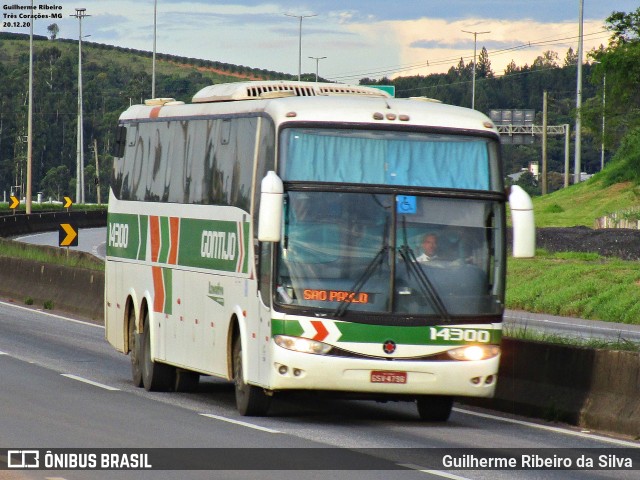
[47, 24, 59, 41]
[476, 47, 494, 78]
[563, 47, 577, 67]
[504, 60, 519, 75]
[590, 8, 640, 145]
[532, 50, 559, 69]
[606, 8, 640, 45]
[514, 171, 540, 197]
[40, 165, 70, 201]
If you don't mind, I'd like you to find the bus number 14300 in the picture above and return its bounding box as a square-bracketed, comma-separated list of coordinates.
[430, 327, 491, 343]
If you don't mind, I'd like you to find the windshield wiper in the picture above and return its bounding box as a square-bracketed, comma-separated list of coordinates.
[334, 245, 388, 317]
[398, 218, 451, 321]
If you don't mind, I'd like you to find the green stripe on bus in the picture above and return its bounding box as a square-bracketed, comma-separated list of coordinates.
[159, 216, 170, 263]
[242, 222, 250, 273]
[163, 267, 172, 314]
[107, 213, 249, 274]
[106, 213, 140, 260]
[271, 319, 304, 337]
[271, 319, 501, 346]
[137, 215, 148, 261]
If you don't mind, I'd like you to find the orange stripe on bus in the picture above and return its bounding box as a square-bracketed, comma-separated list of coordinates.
[236, 221, 244, 273]
[149, 216, 161, 263]
[152, 266, 165, 313]
[150, 106, 162, 118]
[168, 217, 180, 265]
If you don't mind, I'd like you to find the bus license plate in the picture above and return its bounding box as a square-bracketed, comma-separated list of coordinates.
[370, 371, 407, 384]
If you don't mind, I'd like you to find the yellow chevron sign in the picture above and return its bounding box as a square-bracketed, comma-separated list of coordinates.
[9, 195, 19, 209]
[63, 196, 73, 208]
[59, 223, 78, 247]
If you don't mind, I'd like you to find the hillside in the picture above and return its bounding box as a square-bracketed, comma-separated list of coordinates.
[0, 32, 300, 204]
[0, 28, 634, 210]
[532, 177, 640, 228]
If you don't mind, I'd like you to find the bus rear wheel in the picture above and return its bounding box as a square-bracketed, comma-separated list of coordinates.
[232, 335, 271, 416]
[129, 311, 143, 388]
[141, 311, 176, 392]
[416, 395, 454, 422]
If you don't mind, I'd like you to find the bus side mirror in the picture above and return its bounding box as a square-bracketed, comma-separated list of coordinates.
[258, 171, 284, 242]
[508, 185, 535, 258]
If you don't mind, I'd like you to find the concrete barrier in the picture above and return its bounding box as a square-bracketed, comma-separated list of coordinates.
[0, 255, 104, 321]
[469, 339, 640, 438]
[0, 209, 106, 237]
[0, 249, 638, 437]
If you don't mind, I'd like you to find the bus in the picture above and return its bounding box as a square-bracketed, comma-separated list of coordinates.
[105, 81, 534, 421]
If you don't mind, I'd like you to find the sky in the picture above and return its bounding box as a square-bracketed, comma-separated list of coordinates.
[2, 1, 638, 82]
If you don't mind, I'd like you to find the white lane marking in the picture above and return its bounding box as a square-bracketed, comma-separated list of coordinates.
[399, 465, 472, 479]
[199, 413, 280, 433]
[455, 407, 640, 447]
[13, 232, 52, 241]
[0, 351, 7, 355]
[61, 374, 120, 391]
[504, 315, 639, 335]
[0, 300, 103, 329]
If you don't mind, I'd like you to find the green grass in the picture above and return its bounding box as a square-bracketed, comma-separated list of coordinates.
[504, 323, 640, 352]
[0, 202, 105, 214]
[506, 249, 640, 324]
[531, 174, 640, 227]
[0, 237, 104, 271]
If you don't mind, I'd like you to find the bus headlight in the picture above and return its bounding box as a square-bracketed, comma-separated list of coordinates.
[274, 335, 333, 355]
[446, 345, 500, 361]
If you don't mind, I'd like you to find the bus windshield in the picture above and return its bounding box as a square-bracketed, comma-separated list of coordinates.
[280, 127, 501, 191]
[275, 191, 504, 320]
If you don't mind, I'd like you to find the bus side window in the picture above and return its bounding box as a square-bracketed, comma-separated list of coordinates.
[113, 125, 127, 158]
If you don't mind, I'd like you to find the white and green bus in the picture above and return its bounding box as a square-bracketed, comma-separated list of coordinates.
[105, 81, 534, 421]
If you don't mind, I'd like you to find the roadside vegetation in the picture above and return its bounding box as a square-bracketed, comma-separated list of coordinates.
[504, 323, 640, 352]
[0, 237, 103, 271]
[506, 5, 640, 330]
[506, 250, 640, 325]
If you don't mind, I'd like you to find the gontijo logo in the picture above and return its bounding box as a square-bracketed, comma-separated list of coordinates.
[201, 230, 236, 260]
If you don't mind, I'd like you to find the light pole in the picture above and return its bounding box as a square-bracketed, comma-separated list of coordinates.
[308, 56, 326, 82]
[574, 0, 584, 184]
[600, 71, 606, 171]
[593, 61, 606, 171]
[152, 0, 157, 99]
[461, 29, 490, 110]
[71, 7, 90, 204]
[26, 0, 34, 213]
[285, 13, 317, 81]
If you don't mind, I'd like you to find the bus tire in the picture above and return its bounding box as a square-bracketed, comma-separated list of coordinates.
[141, 310, 176, 392]
[129, 310, 143, 388]
[175, 369, 200, 392]
[416, 395, 453, 422]
[232, 335, 271, 416]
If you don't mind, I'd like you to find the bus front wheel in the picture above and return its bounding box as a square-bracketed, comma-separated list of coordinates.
[232, 335, 271, 416]
[416, 395, 453, 422]
[141, 311, 176, 392]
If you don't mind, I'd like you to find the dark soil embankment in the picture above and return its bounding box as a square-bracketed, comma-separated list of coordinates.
[536, 227, 640, 260]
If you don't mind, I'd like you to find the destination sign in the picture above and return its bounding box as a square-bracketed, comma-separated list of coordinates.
[303, 289, 371, 304]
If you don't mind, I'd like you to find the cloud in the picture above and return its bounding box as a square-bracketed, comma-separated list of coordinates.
[346, 16, 610, 78]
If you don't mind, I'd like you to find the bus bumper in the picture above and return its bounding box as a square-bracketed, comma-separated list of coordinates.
[267, 343, 500, 398]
